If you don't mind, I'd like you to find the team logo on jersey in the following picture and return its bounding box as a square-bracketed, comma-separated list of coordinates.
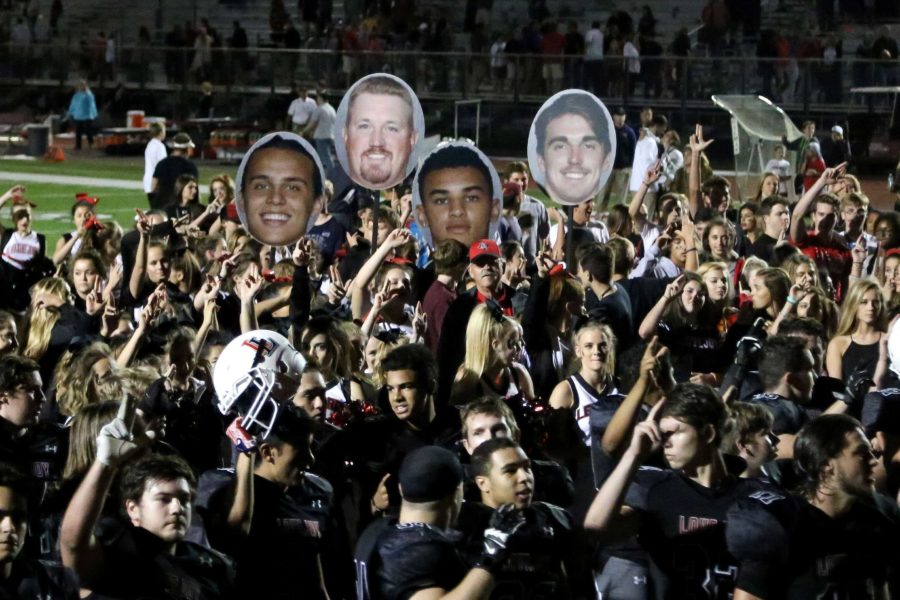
[748, 490, 785, 505]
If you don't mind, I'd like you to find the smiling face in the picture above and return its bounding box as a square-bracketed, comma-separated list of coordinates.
[180, 181, 199, 205]
[243, 146, 320, 246]
[538, 113, 609, 206]
[476, 446, 534, 509]
[147, 246, 170, 284]
[418, 166, 498, 248]
[344, 92, 417, 189]
[125, 478, 192, 544]
[575, 327, 611, 375]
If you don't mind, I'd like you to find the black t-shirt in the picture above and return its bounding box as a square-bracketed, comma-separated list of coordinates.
[373, 522, 468, 600]
[624, 466, 772, 600]
[457, 501, 574, 599]
[617, 277, 672, 339]
[94, 524, 234, 600]
[747, 233, 778, 264]
[747, 392, 809, 435]
[727, 489, 900, 599]
[585, 285, 634, 350]
[153, 156, 199, 206]
[308, 217, 348, 264]
[200, 470, 333, 600]
[0, 559, 79, 600]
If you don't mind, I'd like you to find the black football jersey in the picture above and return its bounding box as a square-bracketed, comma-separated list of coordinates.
[746, 392, 809, 435]
[373, 522, 468, 600]
[727, 489, 900, 599]
[457, 501, 574, 600]
[624, 466, 772, 599]
[0, 559, 79, 600]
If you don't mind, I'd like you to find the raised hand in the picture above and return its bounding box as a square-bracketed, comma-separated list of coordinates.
[851, 235, 867, 266]
[96, 395, 154, 467]
[821, 162, 848, 186]
[85, 278, 104, 316]
[627, 398, 665, 462]
[292, 237, 313, 267]
[643, 160, 663, 186]
[662, 275, 685, 301]
[100, 293, 119, 337]
[135, 208, 152, 236]
[384, 228, 412, 249]
[411, 301, 428, 340]
[688, 123, 713, 154]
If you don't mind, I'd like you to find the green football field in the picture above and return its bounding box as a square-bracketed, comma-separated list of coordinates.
[0, 154, 240, 248]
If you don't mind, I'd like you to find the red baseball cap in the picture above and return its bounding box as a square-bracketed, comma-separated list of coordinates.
[468, 239, 501, 261]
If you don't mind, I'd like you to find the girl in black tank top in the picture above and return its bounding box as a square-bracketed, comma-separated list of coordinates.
[826, 280, 886, 381]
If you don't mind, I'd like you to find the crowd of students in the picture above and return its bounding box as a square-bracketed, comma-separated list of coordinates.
[0, 116, 898, 600]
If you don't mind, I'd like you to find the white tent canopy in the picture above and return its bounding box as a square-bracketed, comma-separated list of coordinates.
[711, 95, 804, 201]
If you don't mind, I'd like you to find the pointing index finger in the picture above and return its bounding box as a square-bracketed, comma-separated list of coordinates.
[645, 398, 665, 423]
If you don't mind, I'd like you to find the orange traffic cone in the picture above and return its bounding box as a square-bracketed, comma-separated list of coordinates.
[45, 145, 65, 162]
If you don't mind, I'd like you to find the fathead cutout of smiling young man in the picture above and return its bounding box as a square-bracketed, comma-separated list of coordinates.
[236, 133, 324, 247]
[341, 75, 420, 190]
[414, 144, 501, 249]
[534, 92, 613, 207]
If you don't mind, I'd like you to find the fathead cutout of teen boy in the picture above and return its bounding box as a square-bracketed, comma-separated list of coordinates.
[528, 90, 616, 207]
[235, 131, 325, 248]
[412, 141, 502, 249]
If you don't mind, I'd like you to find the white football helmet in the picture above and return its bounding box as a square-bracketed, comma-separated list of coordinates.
[213, 330, 307, 439]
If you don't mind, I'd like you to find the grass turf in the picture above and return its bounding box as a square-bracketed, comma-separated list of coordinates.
[0, 154, 240, 251]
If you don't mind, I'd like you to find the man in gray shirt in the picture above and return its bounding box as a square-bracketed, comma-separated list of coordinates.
[503, 160, 549, 262]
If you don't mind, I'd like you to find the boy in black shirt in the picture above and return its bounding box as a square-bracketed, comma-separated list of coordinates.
[460, 438, 574, 599]
[747, 335, 815, 459]
[60, 397, 234, 600]
[357, 445, 525, 600]
[727, 414, 900, 599]
[584, 383, 773, 600]
[0, 463, 79, 599]
[200, 405, 333, 600]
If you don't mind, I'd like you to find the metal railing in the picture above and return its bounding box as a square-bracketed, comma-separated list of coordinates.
[2, 42, 898, 116]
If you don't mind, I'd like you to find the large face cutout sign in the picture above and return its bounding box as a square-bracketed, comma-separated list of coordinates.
[335, 73, 425, 191]
[527, 90, 616, 207]
[413, 141, 502, 249]
[235, 131, 325, 247]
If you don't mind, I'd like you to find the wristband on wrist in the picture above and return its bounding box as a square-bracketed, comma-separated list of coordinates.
[684, 248, 698, 254]
[786, 295, 798, 305]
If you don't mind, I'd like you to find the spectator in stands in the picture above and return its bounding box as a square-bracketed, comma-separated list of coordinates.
[583, 21, 604, 95]
[600, 106, 636, 209]
[287, 85, 317, 135]
[540, 21, 565, 93]
[304, 91, 336, 173]
[503, 161, 550, 263]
